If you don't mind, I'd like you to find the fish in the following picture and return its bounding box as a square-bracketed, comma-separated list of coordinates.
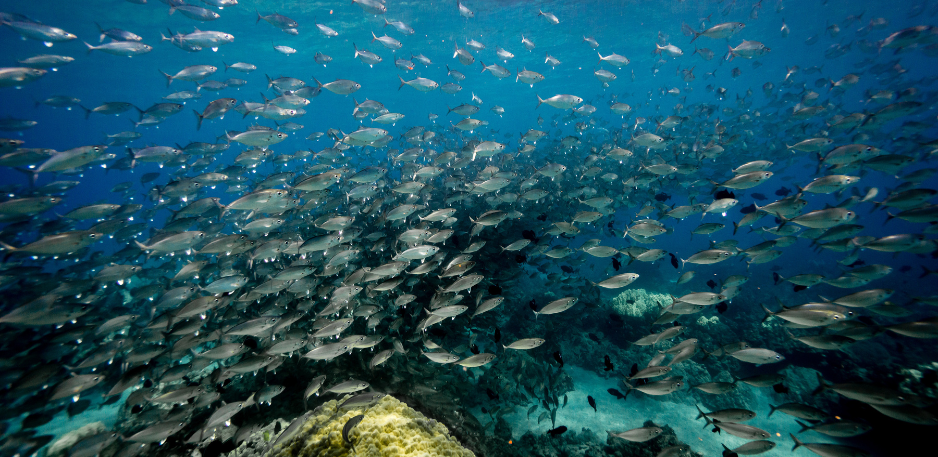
[587, 395, 596, 412]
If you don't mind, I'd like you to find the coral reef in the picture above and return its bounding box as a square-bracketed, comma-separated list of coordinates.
[610, 288, 671, 319]
[234, 395, 474, 457]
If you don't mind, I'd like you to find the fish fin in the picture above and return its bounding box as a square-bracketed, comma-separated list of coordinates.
[790, 433, 804, 451]
[795, 420, 811, 433]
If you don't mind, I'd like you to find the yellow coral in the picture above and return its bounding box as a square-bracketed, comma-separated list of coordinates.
[272, 395, 474, 457]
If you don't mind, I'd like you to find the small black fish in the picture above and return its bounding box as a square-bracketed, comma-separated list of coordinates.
[588, 332, 600, 342]
[629, 363, 639, 377]
[494, 328, 501, 343]
[706, 279, 717, 289]
[452, 236, 461, 248]
[470, 344, 479, 354]
[486, 388, 499, 400]
[429, 327, 447, 338]
[131, 404, 143, 414]
[560, 265, 574, 274]
[553, 351, 564, 368]
[481, 407, 488, 414]
[243, 338, 258, 350]
[604, 355, 614, 372]
[626, 299, 635, 304]
[716, 302, 728, 314]
[773, 272, 781, 284]
[775, 186, 792, 196]
[588, 395, 596, 412]
[529, 299, 537, 311]
[740, 203, 756, 214]
[922, 369, 938, 386]
[547, 426, 567, 437]
[522, 229, 536, 240]
[654, 192, 671, 202]
[847, 259, 866, 267]
[515, 254, 526, 263]
[751, 192, 767, 201]
[609, 313, 623, 324]
[669, 253, 679, 269]
[773, 383, 789, 394]
[608, 388, 626, 400]
[143, 379, 154, 388]
[715, 189, 736, 200]
[612, 257, 621, 271]
[563, 393, 568, 408]
[488, 285, 502, 295]
[793, 285, 807, 292]
[537, 213, 548, 221]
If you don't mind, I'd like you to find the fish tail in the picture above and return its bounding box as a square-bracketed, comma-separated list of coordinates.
[83, 41, 96, 54]
[732, 221, 739, 235]
[80, 105, 91, 120]
[256, 10, 262, 24]
[160, 70, 173, 87]
[811, 373, 829, 395]
[266, 74, 274, 89]
[790, 433, 804, 451]
[694, 404, 706, 421]
[535, 94, 544, 109]
[193, 109, 204, 131]
[795, 420, 811, 434]
[690, 31, 701, 43]
[884, 212, 896, 225]
[398, 75, 406, 90]
[768, 403, 778, 417]
[223, 61, 229, 72]
[597, 51, 604, 64]
[760, 303, 774, 323]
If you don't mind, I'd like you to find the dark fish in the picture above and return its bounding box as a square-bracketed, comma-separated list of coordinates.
[740, 203, 756, 214]
[706, 279, 717, 289]
[342, 414, 364, 451]
[612, 257, 621, 271]
[537, 213, 548, 221]
[67, 399, 91, 417]
[715, 189, 736, 200]
[773, 272, 781, 284]
[131, 404, 143, 414]
[775, 186, 792, 196]
[486, 388, 499, 400]
[770, 265, 783, 271]
[751, 193, 767, 200]
[488, 285, 502, 295]
[609, 313, 623, 324]
[723, 444, 740, 457]
[629, 363, 639, 377]
[588, 333, 600, 342]
[847, 260, 866, 267]
[22, 412, 54, 429]
[793, 285, 808, 292]
[553, 351, 564, 367]
[429, 327, 447, 338]
[773, 383, 789, 394]
[528, 299, 537, 311]
[604, 355, 614, 372]
[922, 369, 937, 386]
[560, 265, 574, 273]
[563, 394, 568, 408]
[522, 229, 537, 241]
[716, 302, 728, 314]
[654, 192, 671, 202]
[515, 254, 526, 263]
[608, 388, 626, 400]
[588, 395, 596, 412]
[547, 426, 567, 437]
[626, 299, 635, 304]
[669, 253, 679, 269]
[470, 344, 479, 354]
[494, 328, 501, 343]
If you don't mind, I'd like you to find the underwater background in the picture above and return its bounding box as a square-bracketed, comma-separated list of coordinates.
[2, 0, 938, 456]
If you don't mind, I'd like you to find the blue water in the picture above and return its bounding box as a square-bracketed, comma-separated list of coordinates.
[2, 0, 938, 456]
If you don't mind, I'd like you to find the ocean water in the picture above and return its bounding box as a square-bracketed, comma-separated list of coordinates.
[2, 0, 938, 456]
